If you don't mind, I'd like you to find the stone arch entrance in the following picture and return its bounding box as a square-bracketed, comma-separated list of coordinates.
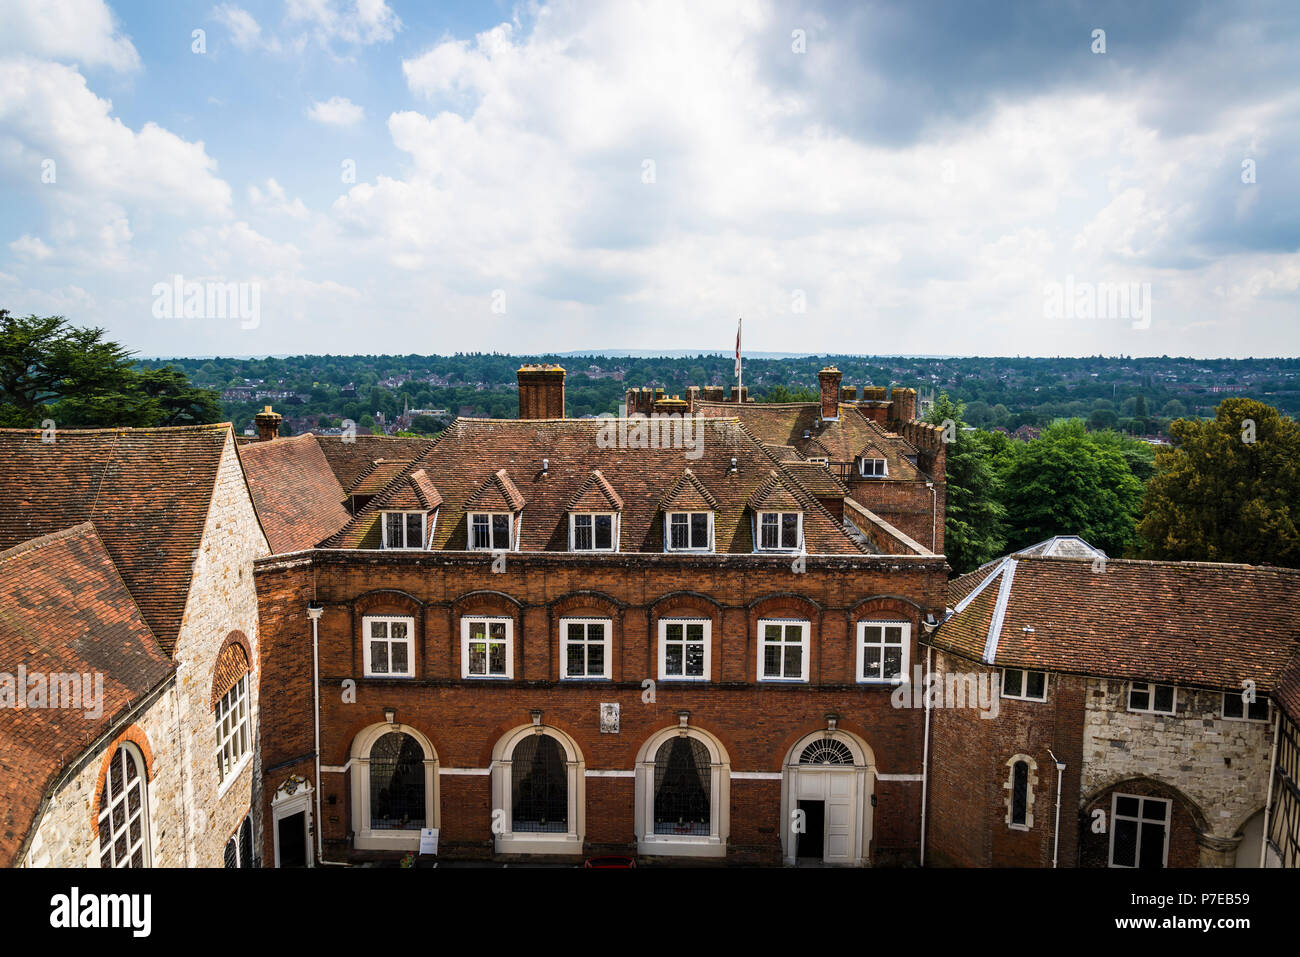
[781, 730, 876, 866]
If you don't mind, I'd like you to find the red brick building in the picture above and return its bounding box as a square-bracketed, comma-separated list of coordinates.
[251, 366, 948, 866]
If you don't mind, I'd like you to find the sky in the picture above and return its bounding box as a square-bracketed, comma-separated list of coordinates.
[0, 0, 1297, 359]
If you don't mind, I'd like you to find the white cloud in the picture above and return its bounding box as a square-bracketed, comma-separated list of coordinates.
[211, 4, 280, 53]
[248, 178, 310, 219]
[0, 0, 139, 72]
[9, 235, 53, 261]
[286, 0, 401, 47]
[308, 96, 365, 127]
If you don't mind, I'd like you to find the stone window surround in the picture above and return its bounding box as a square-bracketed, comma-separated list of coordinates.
[1004, 753, 1039, 830]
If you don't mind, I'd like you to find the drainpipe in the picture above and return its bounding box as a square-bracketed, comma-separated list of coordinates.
[920, 645, 933, 866]
[925, 482, 936, 552]
[1260, 709, 1281, 867]
[307, 601, 347, 866]
[1046, 748, 1065, 868]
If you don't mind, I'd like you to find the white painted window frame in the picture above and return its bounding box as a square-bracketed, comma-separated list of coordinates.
[1222, 691, 1270, 722]
[559, 617, 612, 680]
[1001, 667, 1048, 702]
[216, 671, 252, 789]
[97, 742, 151, 868]
[858, 457, 888, 477]
[461, 615, 514, 679]
[756, 618, 810, 682]
[468, 511, 514, 551]
[381, 510, 428, 549]
[755, 510, 803, 552]
[1108, 792, 1172, 868]
[568, 512, 619, 552]
[664, 511, 714, 552]
[658, 618, 711, 682]
[350, 723, 439, 852]
[491, 724, 585, 855]
[856, 620, 910, 684]
[1127, 681, 1177, 715]
[362, 615, 416, 678]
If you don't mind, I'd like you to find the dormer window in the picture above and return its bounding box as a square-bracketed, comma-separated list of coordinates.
[858, 457, 888, 478]
[382, 511, 427, 549]
[469, 512, 513, 551]
[570, 512, 618, 551]
[757, 511, 801, 551]
[666, 511, 712, 552]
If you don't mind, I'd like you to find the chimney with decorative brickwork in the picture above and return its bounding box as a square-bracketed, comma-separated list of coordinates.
[255, 405, 282, 441]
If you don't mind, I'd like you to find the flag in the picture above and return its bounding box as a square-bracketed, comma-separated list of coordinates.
[734, 317, 742, 379]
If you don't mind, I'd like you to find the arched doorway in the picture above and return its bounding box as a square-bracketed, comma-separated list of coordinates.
[781, 730, 875, 866]
[490, 724, 585, 854]
[349, 723, 439, 851]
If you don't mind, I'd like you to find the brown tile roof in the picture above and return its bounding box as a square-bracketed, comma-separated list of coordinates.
[568, 470, 624, 511]
[748, 471, 802, 510]
[930, 556, 1300, 691]
[0, 425, 233, 653]
[696, 402, 923, 479]
[313, 435, 433, 491]
[328, 417, 865, 554]
[0, 524, 174, 866]
[464, 468, 527, 512]
[1275, 650, 1300, 722]
[781, 461, 848, 498]
[347, 459, 415, 497]
[237, 435, 351, 553]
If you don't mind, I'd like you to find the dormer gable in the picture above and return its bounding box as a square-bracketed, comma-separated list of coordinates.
[464, 468, 526, 513]
[568, 469, 624, 512]
[658, 468, 718, 512]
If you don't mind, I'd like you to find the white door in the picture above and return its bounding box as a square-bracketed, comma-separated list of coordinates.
[824, 772, 855, 863]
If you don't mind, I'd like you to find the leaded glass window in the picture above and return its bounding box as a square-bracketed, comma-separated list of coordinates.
[369, 732, 425, 830]
[653, 737, 711, 836]
[511, 735, 568, 833]
[799, 738, 854, 765]
[98, 746, 147, 868]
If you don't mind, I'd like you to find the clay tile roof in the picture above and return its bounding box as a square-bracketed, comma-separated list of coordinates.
[568, 470, 624, 512]
[0, 524, 174, 866]
[465, 468, 527, 512]
[347, 459, 414, 497]
[748, 470, 803, 510]
[376, 468, 444, 511]
[238, 434, 351, 553]
[1275, 650, 1300, 722]
[313, 435, 433, 491]
[327, 418, 865, 554]
[764, 444, 802, 461]
[660, 468, 719, 511]
[782, 461, 848, 498]
[930, 555, 1300, 690]
[0, 425, 234, 653]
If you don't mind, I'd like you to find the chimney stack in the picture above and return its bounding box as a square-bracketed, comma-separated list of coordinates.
[517, 365, 566, 419]
[818, 367, 842, 421]
[255, 405, 282, 442]
[891, 386, 917, 424]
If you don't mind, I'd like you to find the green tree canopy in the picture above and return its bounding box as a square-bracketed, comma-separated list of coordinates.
[1136, 398, 1300, 566]
[924, 392, 1008, 574]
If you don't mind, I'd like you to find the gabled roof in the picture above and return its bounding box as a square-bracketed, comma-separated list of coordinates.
[374, 468, 444, 512]
[347, 459, 414, 497]
[696, 401, 923, 479]
[327, 417, 865, 554]
[930, 555, 1300, 691]
[238, 435, 351, 553]
[660, 468, 719, 511]
[313, 435, 433, 491]
[0, 424, 234, 652]
[0, 524, 174, 866]
[748, 471, 803, 510]
[464, 468, 527, 512]
[781, 461, 848, 498]
[568, 470, 624, 511]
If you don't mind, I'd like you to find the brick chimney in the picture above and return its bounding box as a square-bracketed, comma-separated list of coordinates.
[255, 405, 282, 441]
[818, 367, 842, 420]
[517, 365, 566, 419]
[891, 386, 917, 424]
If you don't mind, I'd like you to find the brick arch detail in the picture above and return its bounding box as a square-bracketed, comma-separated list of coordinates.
[89, 725, 155, 836]
[210, 630, 253, 710]
[354, 589, 423, 618]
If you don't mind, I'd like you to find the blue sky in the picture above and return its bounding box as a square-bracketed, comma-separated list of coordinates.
[1, 0, 1298, 358]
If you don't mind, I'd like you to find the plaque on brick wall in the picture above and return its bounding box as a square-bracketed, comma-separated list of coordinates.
[419, 828, 439, 855]
[600, 702, 620, 734]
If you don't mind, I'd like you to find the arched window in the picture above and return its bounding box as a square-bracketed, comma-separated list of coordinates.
[369, 732, 427, 830]
[490, 725, 585, 854]
[654, 737, 712, 836]
[224, 815, 254, 868]
[635, 726, 729, 856]
[511, 735, 568, 833]
[98, 744, 149, 868]
[213, 637, 252, 786]
[350, 724, 439, 850]
[799, 737, 855, 766]
[1004, 754, 1038, 829]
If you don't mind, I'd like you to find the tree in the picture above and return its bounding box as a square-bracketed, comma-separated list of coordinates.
[0, 309, 222, 428]
[924, 392, 1008, 574]
[997, 419, 1144, 557]
[1136, 398, 1300, 566]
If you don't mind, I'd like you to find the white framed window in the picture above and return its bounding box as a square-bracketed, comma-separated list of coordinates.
[658, 619, 711, 681]
[462, 616, 513, 678]
[561, 618, 612, 679]
[757, 511, 802, 551]
[491, 725, 585, 855]
[469, 512, 513, 551]
[351, 723, 439, 851]
[382, 511, 427, 549]
[1002, 668, 1048, 701]
[858, 457, 888, 477]
[363, 615, 415, 678]
[857, 620, 909, 683]
[1127, 681, 1176, 715]
[216, 673, 251, 784]
[97, 744, 150, 868]
[665, 512, 713, 552]
[224, 816, 254, 868]
[1109, 793, 1171, 868]
[757, 619, 809, 681]
[569, 513, 618, 551]
[1223, 691, 1270, 722]
[635, 726, 729, 858]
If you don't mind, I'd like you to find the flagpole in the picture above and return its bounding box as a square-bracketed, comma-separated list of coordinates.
[735, 317, 743, 403]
